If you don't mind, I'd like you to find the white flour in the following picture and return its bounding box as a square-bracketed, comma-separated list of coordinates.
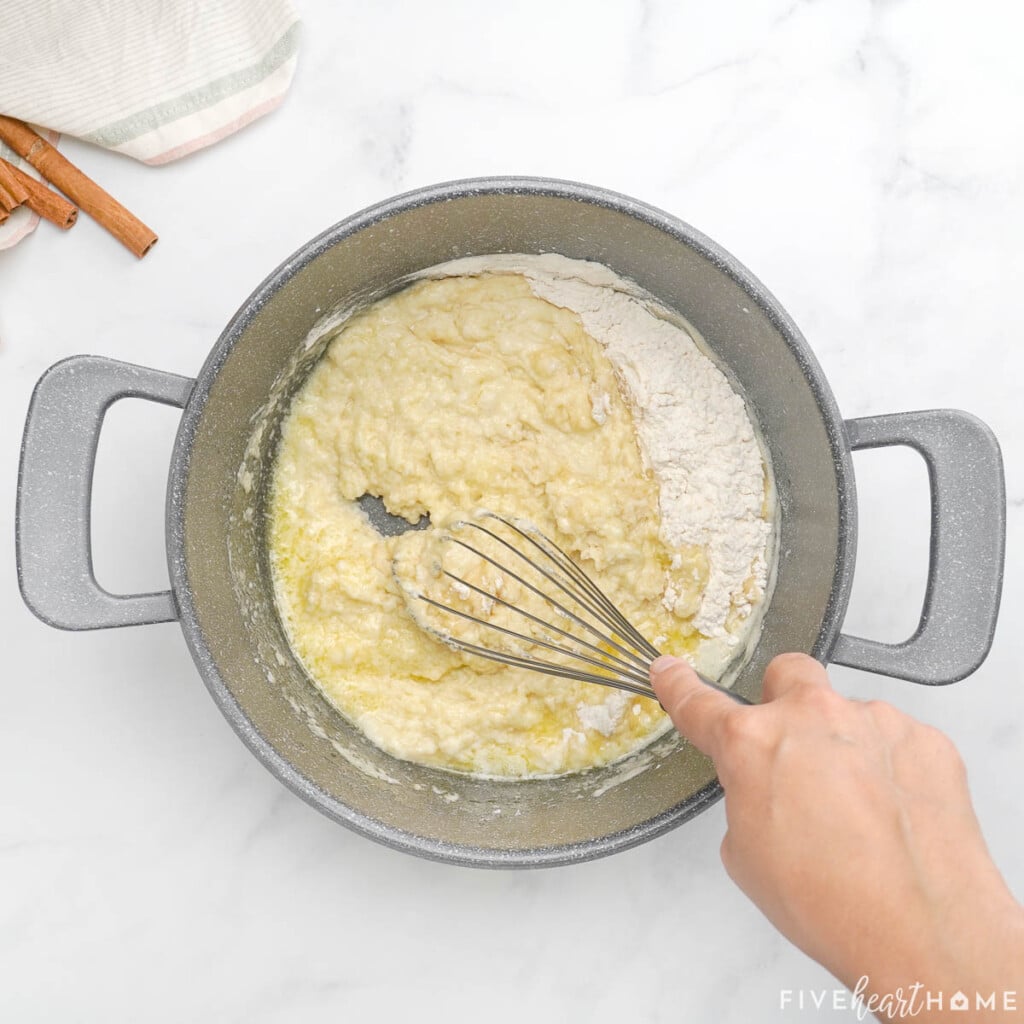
[423, 254, 772, 641]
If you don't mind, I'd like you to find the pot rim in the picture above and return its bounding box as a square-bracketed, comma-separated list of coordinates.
[166, 176, 856, 868]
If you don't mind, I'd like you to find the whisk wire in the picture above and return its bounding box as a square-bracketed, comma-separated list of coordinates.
[459, 519, 655, 663]
[495, 517, 662, 660]
[402, 514, 681, 700]
[398, 513, 753, 707]
[434, 632, 656, 699]
[434, 569, 651, 681]
[446, 528, 649, 672]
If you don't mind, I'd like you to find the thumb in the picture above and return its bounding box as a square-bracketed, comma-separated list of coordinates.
[650, 656, 738, 759]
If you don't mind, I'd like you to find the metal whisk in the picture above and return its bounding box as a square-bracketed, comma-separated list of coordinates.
[395, 513, 749, 703]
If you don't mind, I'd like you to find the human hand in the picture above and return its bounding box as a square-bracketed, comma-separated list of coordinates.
[650, 653, 1024, 1022]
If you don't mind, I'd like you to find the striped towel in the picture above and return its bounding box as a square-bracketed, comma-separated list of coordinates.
[0, 0, 299, 249]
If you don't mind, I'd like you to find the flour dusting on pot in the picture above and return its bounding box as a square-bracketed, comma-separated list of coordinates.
[266, 255, 775, 779]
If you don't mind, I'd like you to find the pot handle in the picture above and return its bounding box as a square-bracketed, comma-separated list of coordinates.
[830, 410, 1005, 684]
[17, 355, 195, 630]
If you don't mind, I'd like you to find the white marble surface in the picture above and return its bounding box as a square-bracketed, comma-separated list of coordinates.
[2, 0, 1022, 1020]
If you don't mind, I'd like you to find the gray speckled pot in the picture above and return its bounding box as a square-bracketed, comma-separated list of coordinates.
[16, 178, 1006, 868]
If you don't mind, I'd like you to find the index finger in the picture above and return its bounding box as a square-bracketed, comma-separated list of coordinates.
[650, 656, 742, 759]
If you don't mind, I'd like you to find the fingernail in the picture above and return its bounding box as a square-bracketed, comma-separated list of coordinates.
[650, 655, 682, 677]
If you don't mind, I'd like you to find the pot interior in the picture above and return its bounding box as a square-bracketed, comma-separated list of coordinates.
[172, 181, 850, 865]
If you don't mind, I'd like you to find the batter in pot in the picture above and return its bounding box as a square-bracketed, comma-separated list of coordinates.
[268, 260, 771, 778]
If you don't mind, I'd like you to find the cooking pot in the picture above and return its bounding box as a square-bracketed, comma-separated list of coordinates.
[16, 177, 1006, 868]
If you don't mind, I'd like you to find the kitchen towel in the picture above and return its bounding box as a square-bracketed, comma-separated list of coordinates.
[0, 0, 300, 248]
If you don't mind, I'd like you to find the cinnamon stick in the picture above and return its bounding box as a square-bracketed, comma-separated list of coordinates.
[0, 157, 28, 207]
[0, 115, 156, 257]
[1, 158, 77, 229]
[0, 180, 17, 212]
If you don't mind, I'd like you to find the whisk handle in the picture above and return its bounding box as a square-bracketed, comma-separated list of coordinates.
[697, 674, 755, 706]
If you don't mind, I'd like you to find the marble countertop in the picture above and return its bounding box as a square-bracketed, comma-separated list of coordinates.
[2, 0, 1021, 1020]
